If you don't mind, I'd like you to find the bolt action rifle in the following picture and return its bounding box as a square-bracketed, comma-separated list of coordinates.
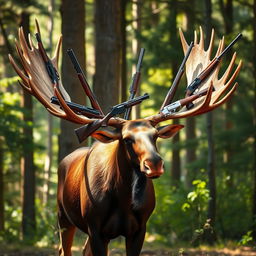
[50, 96, 103, 118]
[75, 93, 150, 143]
[35, 33, 60, 86]
[67, 48, 104, 115]
[160, 41, 194, 111]
[161, 87, 214, 115]
[124, 48, 145, 120]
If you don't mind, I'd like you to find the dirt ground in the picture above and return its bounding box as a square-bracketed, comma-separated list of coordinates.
[0, 247, 255, 256]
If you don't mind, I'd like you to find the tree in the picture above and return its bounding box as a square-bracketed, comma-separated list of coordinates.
[43, 0, 55, 206]
[169, 0, 181, 184]
[94, 0, 121, 112]
[59, 0, 86, 160]
[252, 0, 256, 240]
[121, 0, 128, 103]
[204, 0, 217, 244]
[184, 0, 197, 188]
[0, 137, 4, 232]
[19, 11, 36, 242]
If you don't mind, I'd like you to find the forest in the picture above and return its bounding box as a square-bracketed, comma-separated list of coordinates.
[0, 0, 255, 255]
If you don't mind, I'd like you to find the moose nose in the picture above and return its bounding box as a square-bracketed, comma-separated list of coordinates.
[142, 156, 164, 178]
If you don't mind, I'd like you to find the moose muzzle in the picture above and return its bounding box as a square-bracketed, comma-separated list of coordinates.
[141, 155, 164, 179]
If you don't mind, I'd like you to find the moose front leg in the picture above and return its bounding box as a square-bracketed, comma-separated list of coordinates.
[87, 228, 109, 256]
[125, 226, 146, 256]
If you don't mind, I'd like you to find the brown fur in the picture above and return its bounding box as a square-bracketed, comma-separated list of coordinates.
[57, 121, 183, 256]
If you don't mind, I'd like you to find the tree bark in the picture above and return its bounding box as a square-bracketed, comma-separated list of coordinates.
[94, 0, 121, 113]
[219, 0, 234, 187]
[43, 0, 55, 206]
[252, 0, 256, 240]
[168, 0, 181, 185]
[0, 137, 4, 232]
[20, 11, 36, 242]
[184, 0, 197, 188]
[59, 0, 86, 161]
[121, 0, 127, 103]
[204, 0, 216, 244]
[132, 0, 142, 119]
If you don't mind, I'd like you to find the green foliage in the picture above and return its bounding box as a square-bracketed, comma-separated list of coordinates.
[239, 231, 254, 246]
[0, 0, 255, 250]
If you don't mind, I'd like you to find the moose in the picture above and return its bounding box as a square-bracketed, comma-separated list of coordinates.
[9, 22, 242, 256]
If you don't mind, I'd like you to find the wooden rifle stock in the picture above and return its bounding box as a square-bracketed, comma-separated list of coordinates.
[161, 87, 214, 115]
[160, 41, 194, 110]
[67, 49, 104, 115]
[75, 94, 149, 143]
[185, 33, 242, 109]
[124, 48, 145, 120]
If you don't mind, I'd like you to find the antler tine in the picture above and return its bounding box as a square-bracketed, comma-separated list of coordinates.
[217, 52, 237, 86]
[52, 35, 63, 67]
[18, 80, 31, 93]
[207, 29, 215, 59]
[28, 33, 36, 51]
[194, 30, 198, 45]
[199, 26, 204, 49]
[211, 82, 238, 108]
[179, 28, 189, 52]
[8, 54, 30, 85]
[214, 36, 225, 58]
[212, 60, 242, 104]
[35, 18, 41, 37]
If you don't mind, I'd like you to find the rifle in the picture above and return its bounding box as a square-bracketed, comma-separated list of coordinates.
[160, 41, 194, 110]
[35, 33, 59, 85]
[75, 93, 149, 143]
[50, 96, 103, 118]
[185, 33, 242, 109]
[124, 48, 145, 120]
[67, 49, 104, 115]
[161, 87, 214, 115]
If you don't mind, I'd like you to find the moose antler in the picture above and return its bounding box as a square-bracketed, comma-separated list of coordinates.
[9, 20, 123, 127]
[148, 27, 242, 125]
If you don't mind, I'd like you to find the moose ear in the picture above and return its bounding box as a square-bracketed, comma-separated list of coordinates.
[157, 124, 184, 139]
[91, 129, 121, 143]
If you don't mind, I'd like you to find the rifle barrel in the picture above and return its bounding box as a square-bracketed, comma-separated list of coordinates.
[217, 33, 242, 60]
[160, 41, 194, 110]
[67, 49, 104, 115]
[124, 48, 145, 119]
[51, 96, 102, 118]
[136, 48, 145, 72]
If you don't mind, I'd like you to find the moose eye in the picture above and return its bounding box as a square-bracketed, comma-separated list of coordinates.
[123, 138, 134, 144]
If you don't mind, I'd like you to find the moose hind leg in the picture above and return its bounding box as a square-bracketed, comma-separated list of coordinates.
[58, 209, 76, 256]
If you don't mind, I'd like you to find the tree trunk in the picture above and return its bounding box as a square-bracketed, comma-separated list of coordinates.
[0, 137, 4, 232]
[252, 0, 256, 240]
[168, 0, 181, 185]
[219, 0, 234, 187]
[184, 0, 197, 188]
[131, 0, 142, 119]
[121, 0, 127, 103]
[94, 0, 121, 113]
[59, 0, 86, 161]
[43, 0, 55, 206]
[20, 11, 36, 242]
[204, 0, 216, 244]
